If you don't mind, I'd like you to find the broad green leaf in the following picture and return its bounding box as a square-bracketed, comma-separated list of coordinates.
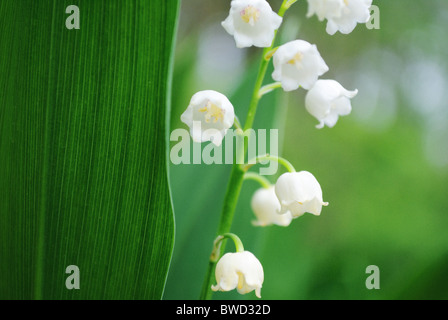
[0, 0, 179, 299]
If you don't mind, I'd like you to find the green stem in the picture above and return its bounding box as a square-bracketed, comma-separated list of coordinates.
[234, 115, 243, 131]
[243, 0, 291, 132]
[283, 0, 298, 11]
[258, 82, 282, 98]
[246, 154, 296, 173]
[243, 55, 270, 132]
[244, 171, 272, 189]
[199, 0, 296, 300]
[199, 165, 245, 300]
[211, 233, 245, 262]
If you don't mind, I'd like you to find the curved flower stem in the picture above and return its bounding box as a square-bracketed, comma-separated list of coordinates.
[245, 154, 296, 173]
[284, 0, 298, 11]
[233, 115, 243, 131]
[244, 171, 272, 189]
[264, 47, 278, 61]
[258, 82, 282, 98]
[211, 233, 245, 262]
[199, 0, 297, 300]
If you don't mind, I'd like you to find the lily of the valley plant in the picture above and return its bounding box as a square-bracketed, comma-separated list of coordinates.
[179, 0, 370, 299]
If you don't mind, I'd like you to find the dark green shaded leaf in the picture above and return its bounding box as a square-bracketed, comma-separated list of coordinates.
[0, 0, 179, 299]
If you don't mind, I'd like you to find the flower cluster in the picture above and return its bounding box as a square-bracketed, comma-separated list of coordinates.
[250, 169, 328, 228]
[270, 39, 358, 128]
[180, 0, 371, 299]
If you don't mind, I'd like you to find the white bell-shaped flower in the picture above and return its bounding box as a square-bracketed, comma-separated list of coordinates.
[222, 0, 283, 48]
[305, 79, 358, 129]
[326, 0, 372, 35]
[306, 0, 346, 22]
[306, 0, 372, 35]
[251, 186, 293, 227]
[180, 90, 235, 146]
[212, 251, 264, 298]
[275, 171, 328, 218]
[272, 40, 329, 91]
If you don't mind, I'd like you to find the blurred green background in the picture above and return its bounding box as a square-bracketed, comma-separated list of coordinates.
[165, 0, 448, 299]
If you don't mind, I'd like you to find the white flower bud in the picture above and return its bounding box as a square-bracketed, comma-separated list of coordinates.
[305, 79, 358, 129]
[275, 171, 328, 218]
[306, 0, 372, 35]
[212, 251, 264, 298]
[272, 40, 329, 91]
[180, 90, 235, 146]
[222, 0, 283, 48]
[251, 186, 293, 227]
